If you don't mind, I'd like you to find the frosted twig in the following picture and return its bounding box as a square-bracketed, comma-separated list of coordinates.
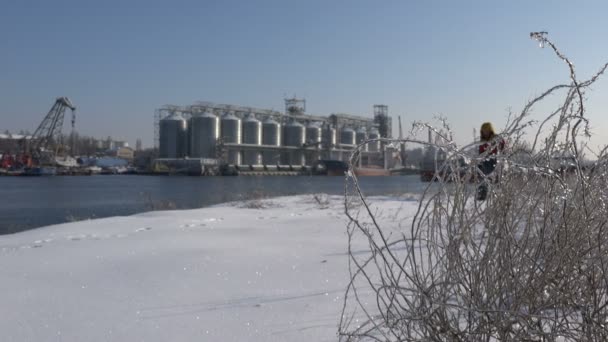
[339, 33, 608, 341]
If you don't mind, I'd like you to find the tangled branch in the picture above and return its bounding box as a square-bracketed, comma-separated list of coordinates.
[339, 33, 608, 341]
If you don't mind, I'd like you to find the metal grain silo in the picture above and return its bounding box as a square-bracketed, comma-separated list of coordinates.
[368, 128, 381, 152]
[159, 113, 188, 158]
[262, 117, 281, 146]
[242, 114, 262, 165]
[242, 114, 261, 145]
[283, 120, 306, 165]
[221, 112, 242, 144]
[189, 111, 219, 158]
[262, 118, 281, 165]
[322, 126, 337, 148]
[283, 120, 305, 147]
[221, 112, 242, 164]
[340, 127, 356, 146]
[305, 122, 321, 146]
[356, 127, 368, 152]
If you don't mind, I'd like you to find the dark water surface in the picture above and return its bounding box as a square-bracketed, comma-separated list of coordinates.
[0, 175, 426, 234]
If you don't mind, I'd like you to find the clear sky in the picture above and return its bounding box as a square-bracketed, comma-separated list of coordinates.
[1, 0, 607, 149]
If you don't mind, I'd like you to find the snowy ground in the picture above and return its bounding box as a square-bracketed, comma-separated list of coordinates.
[0, 194, 418, 342]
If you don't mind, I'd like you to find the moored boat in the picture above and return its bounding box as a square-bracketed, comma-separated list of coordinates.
[312, 160, 349, 176]
[22, 166, 57, 176]
[354, 165, 391, 177]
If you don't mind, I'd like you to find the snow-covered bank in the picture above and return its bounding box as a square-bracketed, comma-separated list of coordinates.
[0, 194, 419, 342]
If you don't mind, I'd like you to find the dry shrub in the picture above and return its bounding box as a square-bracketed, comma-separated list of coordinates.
[313, 193, 331, 209]
[237, 190, 281, 209]
[340, 33, 608, 341]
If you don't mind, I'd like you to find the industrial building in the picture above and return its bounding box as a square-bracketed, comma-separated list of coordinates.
[154, 98, 392, 175]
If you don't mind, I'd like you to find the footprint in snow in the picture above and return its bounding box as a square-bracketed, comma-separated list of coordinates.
[67, 234, 100, 241]
[31, 239, 52, 248]
[180, 223, 207, 229]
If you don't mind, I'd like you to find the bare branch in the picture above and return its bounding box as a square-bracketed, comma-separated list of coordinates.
[339, 33, 608, 341]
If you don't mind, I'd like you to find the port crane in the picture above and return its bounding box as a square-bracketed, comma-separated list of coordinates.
[27, 97, 76, 165]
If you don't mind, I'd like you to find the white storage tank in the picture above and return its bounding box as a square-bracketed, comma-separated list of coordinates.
[221, 112, 242, 144]
[242, 114, 261, 145]
[262, 117, 281, 165]
[305, 122, 321, 146]
[283, 120, 306, 147]
[356, 127, 368, 152]
[368, 128, 381, 152]
[189, 111, 219, 159]
[159, 113, 188, 158]
[282, 120, 306, 165]
[242, 114, 262, 165]
[340, 127, 356, 146]
[262, 117, 281, 146]
[221, 112, 242, 164]
[322, 126, 337, 148]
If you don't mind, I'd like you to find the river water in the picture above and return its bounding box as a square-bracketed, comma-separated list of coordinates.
[0, 175, 426, 234]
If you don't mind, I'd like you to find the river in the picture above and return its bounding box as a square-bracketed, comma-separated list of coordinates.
[0, 175, 426, 234]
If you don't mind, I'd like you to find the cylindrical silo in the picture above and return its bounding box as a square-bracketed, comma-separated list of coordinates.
[305, 122, 321, 146]
[242, 114, 262, 165]
[322, 126, 337, 148]
[262, 118, 281, 165]
[356, 127, 368, 152]
[159, 113, 187, 158]
[189, 111, 219, 159]
[283, 120, 305, 165]
[368, 128, 381, 152]
[242, 114, 261, 145]
[340, 127, 356, 146]
[221, 112, 242, 164]
[262, 117, 281, 146]
[283, 120, 305, 147]
[221, 112, 242, 144]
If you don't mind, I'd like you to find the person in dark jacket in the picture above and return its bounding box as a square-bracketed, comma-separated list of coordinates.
[477, 122, 505, 200]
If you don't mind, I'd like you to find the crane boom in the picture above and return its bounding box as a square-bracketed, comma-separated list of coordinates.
[29, 97, 76, 156]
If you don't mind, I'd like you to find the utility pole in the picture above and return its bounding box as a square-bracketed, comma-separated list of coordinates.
[398, 116, 406, 167]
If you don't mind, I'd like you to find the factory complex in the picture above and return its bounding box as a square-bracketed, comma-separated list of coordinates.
[154, 98, 395, 175]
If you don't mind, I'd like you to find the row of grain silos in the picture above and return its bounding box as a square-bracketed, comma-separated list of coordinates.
[338, 126, 381, 152]
[159, 111, 381, 165]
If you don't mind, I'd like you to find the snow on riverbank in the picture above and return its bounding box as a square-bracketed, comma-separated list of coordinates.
[0, 194, 419, 342]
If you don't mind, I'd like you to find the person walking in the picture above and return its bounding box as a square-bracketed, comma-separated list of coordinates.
[477, 122, 505, 200]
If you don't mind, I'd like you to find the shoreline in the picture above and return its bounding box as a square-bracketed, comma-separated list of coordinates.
[0, 175, 424, 235]
[0, 194, 419, 341]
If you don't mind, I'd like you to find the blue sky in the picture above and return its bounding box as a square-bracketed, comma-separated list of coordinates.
[1, 0, 607, 149]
